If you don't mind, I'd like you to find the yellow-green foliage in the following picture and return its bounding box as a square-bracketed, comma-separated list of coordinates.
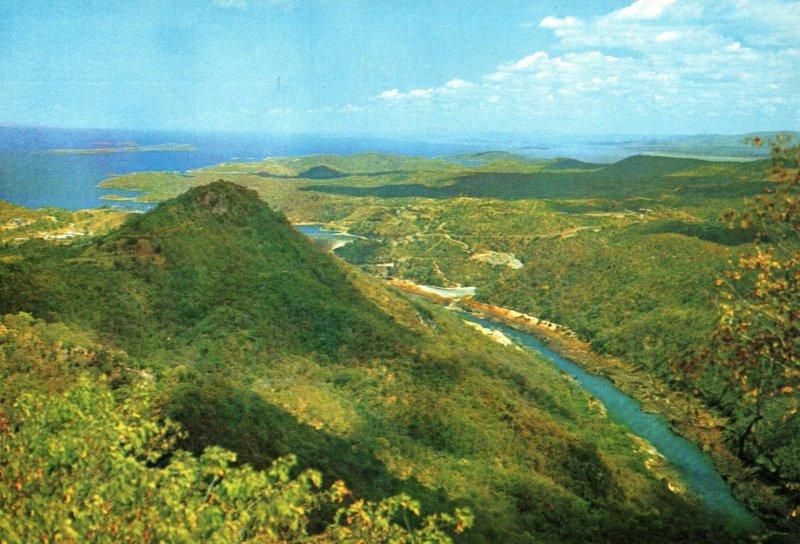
[0, 315, 471, 544]
[0, 201, 127, 244]
[689, 138, 800, 523]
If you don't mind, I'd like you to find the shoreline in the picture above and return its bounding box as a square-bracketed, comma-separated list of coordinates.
[38, 143, 197, 155]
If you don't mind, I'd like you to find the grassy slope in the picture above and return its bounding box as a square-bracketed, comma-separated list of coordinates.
[0, 182, 740, 543]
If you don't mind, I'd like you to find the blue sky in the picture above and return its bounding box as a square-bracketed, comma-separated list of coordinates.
[1, 0, 798, 136]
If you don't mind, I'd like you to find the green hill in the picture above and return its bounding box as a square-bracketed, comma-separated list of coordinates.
[1, 182, 407, 360]
[0, 181, 738, 542]
[303, 154, 769, 201]
[445, 151, 539, 164]
[598, 154, 707, 178]
[282, 152, 460, 174]
[80, 148, 797, 532]
[298, 165, 347, 179]
[543, 157, 603, 170]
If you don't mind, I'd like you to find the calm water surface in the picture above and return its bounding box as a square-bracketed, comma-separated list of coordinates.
[0, 127, 490, 211]
[461, 313, 763, 535]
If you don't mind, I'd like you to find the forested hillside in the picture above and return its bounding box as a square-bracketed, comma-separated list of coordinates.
[0, 182, 741, 543]
[93, 147, 800, 534]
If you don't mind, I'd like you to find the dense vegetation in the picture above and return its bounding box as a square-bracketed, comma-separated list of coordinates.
[0, 182, 741, 542]
[686, 137, 800, 520]
[0, 313, 470, 543]
[0, 200, 126, 245]
[95, 147, 800, 533]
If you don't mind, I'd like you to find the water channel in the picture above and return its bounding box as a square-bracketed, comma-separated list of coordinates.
[460, 312, 763, 535]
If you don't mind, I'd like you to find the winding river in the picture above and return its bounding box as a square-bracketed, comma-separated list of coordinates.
[294, 225, 763, 535]
[460, 312, 764, 535]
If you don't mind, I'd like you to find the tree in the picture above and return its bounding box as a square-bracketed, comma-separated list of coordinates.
[0, 375, 472, 543]
[705, 136, 800, 518]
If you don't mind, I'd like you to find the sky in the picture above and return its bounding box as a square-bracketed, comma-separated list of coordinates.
[1, 0, 798, 136]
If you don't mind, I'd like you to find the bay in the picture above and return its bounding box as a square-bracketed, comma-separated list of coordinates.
[0, 127, 487, 211]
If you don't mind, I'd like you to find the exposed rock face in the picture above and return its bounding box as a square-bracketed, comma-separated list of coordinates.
[464, 320, 517, 347]
[469, 251, 524, 269]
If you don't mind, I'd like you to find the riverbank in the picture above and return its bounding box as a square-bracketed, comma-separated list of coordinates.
[387, 279, 787, 531]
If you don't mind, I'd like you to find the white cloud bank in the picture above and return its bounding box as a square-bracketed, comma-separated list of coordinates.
[539, 16, 581, 29]
[374, 0, 800, 134]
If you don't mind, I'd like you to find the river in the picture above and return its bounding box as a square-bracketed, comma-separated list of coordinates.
[460, 312, 764, 536]
[295, 224, 363, 250]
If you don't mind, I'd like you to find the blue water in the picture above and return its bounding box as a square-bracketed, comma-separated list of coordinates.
[0, 125, 766, 534]
[461, 313, 763, 535]
[296, 224, 363, 250]
[0, 127, 496, 211]
[296, 224, 360, 237]
[0, 127, 769, 212]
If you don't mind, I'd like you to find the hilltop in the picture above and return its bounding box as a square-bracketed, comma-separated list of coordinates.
[297, 165, 347, 179]
[98, 152, 769, 210]
[303, 154, 770, 201]
[544, 157, 603, 170]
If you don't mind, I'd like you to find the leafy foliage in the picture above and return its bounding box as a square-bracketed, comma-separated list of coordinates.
[694, 137, 800, 522]
[0, 317, 471, 544]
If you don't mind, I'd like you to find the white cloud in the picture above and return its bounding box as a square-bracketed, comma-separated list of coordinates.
[655, 30, 680, 42]
[446, 79, 470, 89]
[535, 1, 724, 53]
[409, 88, 433, 98]
[724, 0, 800, 44]
[508, 52, 549, 71]
[387, 79, 466, 105]
[611, 0, 675, 20]
[340, 104, 364, 113]
[370, 0, 799, 134]
[539, 16, 581, 29]
[379, 83, 463, 101]
[484, 71, 513, 82]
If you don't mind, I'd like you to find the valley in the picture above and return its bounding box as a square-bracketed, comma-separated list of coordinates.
[2, 146, 798, 543]
[97, 148, 800, 530]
